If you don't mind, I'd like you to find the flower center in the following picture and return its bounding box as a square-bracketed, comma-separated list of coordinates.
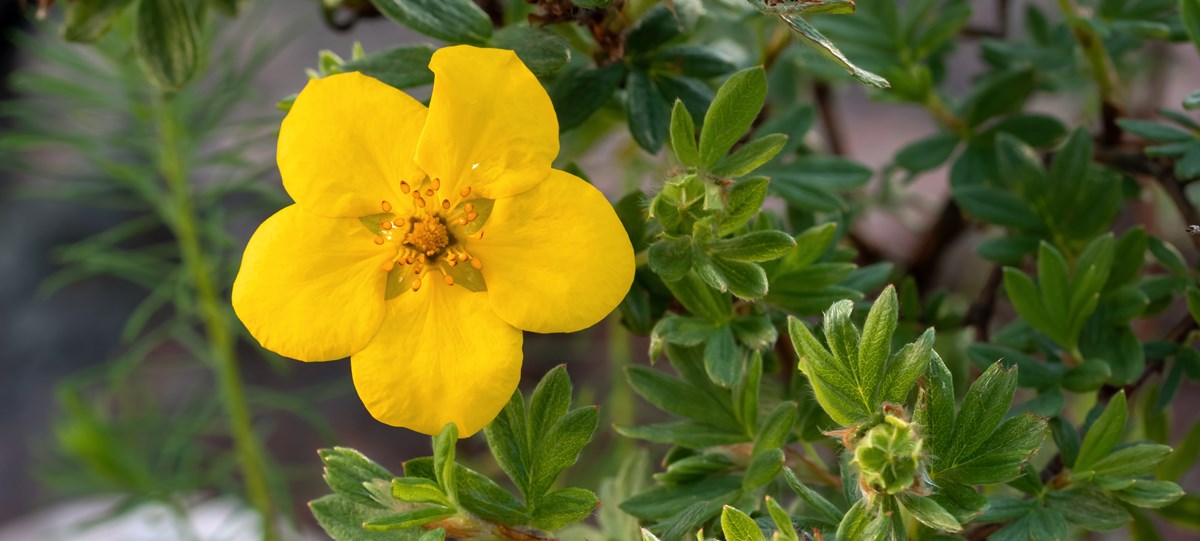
[405, 215, 450, 256]
[369, 179, 493, 297]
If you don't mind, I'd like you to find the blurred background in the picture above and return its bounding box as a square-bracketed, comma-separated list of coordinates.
[0, 0, 1198, 539]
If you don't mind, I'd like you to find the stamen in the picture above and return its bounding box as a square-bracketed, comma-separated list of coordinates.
[471, 258, 483, 270]
[373, 237, 385, 245]
[464, 203, 474, 213]
[381, 260, 395, 272]
[431, 178, 441, 190]
[443, 273, 455, 286]
[458, 217, 468, 225]
[460, 186, 471, 198]
[380, 220, 393, 230]
[400, 182, 410, 194]
[381, 200, 392, 212]
[415, 197, 426, 208]
[425, 188, 434, 197]
[466, 211, 478, 222]
[441, 199, 451, 210]
[411, 277, 421, 292]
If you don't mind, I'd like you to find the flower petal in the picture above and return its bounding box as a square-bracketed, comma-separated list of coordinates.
[415, 45, 558, 200]
[350, 285, 522, 437]
[279, 72, 428, 218]
[232, 205, 395, 362]
[469, 169, 635, 333]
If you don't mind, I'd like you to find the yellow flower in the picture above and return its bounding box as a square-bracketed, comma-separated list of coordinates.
[231, 46, 635, 437]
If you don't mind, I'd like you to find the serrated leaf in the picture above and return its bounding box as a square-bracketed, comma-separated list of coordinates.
[699, 67, 767, 167]
[309, 494, 425, 541]
[879, 327, 934, 405]
[531, 406, 598, 498]
[404, 459, 530, 525]
[529, 365, 571, 441]
[320, 447, 396, 509]
[938, 414, 1045, 485]
[948, 362, 1018, 463]
[787, 316, 871, 426]
[858, 285, 898, 403]
[484, 392, 531, 499]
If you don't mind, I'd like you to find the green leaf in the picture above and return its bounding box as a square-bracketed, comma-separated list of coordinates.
[653, 44, 737, 78]
[417, 528, 445, 541]
[898, 493, 962, 532]
[721, 505, 767, 541]
[1117, 119, 1195, 143]
[1187, 287, 1200, 325]
[627, 70, 672, 152]
[707, 231, 796, 262]
[835, 499, 872, 541]
[1046, 486, 1130, 531]
[699, 67, 767, 167]
[930, 482, 988, 523]
[403, 459, 530, 525]
[711, 257, 769, 299]
[369, 0, 492, 45]
[134, 0, 200, 90]
[764, 496, 799, 541]
[1075, 391, 1127, 472]
[781, 467, 842, 526]
[967, 343, 1063, 390]
[704, 324, 742, 385]
[392, 478, 453, 507]
[777, 14, 889, 88]
[1114, 480, 1184, 509]
[626, 365, 740, 429]
[1185, 89, 1200, 110]
[731, 315, 777, 351]
[432, 424, 457, 501]
[1002, 268, 1057, 343]
[961, 68, 1035, 127]
[743, 448, 785, 489]
[1086, 443, 1173, 480]
[492, 27, 570, 78]
[341, 45, 435, 90]
[787, 316, 871, 426]
[309, 494, 424, 541]
[879, 328, 935, 405]
[626, 4, 684, 53]
[753, 401, 798, 454]
[858, 285, 899, 404]
[62, 0, 134, 42]
[483, 392, 530, 500]
[670, 100, 700, 165]
[650, 237, 694, 281]
[1062, 360, 1112, 392]
[552, 63, 626, 131]
[895, 132, 960, 173]
[364, 507, 455, 531]
[615, 421, 746, 448]
[915, 353, 956, 460]
[531, 487, 598, 530]
[948, 362, 1018, 462]
[530, 406, 598, 498]
[620, 476, 742, 520]
[733, 351, 762, 434]
[664, 271, 731, 322]
[954, 185, 1044, 229]
[653, 316, 721, 347]
[711, 134, 789, 178]
[990, 505, 1067, 541]
[720, 177, 770, 235]
[938, 414, 1045, 485]
[529, 366, 571, 443]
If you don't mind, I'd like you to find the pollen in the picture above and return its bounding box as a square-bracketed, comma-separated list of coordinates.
[404, 215, 450, 256]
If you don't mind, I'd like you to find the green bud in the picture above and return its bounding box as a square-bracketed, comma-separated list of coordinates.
[852, 415, 923, 495]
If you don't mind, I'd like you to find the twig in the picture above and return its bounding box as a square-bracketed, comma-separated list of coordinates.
[908, 200, 967, 292]
[1055, 0, 1124, 145]
[812, 81, 845, 156]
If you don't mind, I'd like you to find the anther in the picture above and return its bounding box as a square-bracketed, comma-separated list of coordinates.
[442, 199, 451, 210]
[467, 211, 478, 221]
[411, 278, 421, 292]
[425, 188, 434, 197]
[432, 178, 441, 190]
[411, 190, 421, 198]
[465, 203, 474, 213]
[471, 258, 483, 270]
[380, 220, 393, 230]
[373, 237, 385, 245]
[460, 186, 471, 198]
[405, 256, 414, 265]
[381, 260, 395, 272]
[447, 259, 458, 266]
[400, 182, 410, 194]
[443, 273, 455, 286]
[458, 217, 468, 225]
[381, 200, 392, 212]
[415, 197, 426, 208]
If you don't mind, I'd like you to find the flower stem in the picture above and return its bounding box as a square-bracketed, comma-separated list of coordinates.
[154, 93, 279, 541]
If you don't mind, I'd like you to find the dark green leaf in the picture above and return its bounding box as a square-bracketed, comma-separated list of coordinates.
[552, 63, 626, 131]
[898, 493, 962, 532]
[781, 467, 842, 525]
[720, 177, 770, 235]
[1046, 486, 1130, 531]
[858, 285, 899, 403]
[670, 99, 699, 165]
[879, 328, 934, 404]
[649, 237, 695, 281]
[743, 448, 785, 489]
[1075, 391, 1127, 472]
[341, 45, 435, 90]
[704, 324, 742, 385]
[620, 476, 741, 520]
[1114, 480, 1184, 509]
[753, 401, 798, 454]
[370, 0, 491, 45]
[627, 70, 671, 152]
[948, 362, 1018, 462]
[62, 0, 134, 42]
[895, 132, 960, 173]
[492, 27, 570, 78]
[954, 185, 1044, 229]
[712, 257, 769, 299]
[134, 0, 200, 90]
[626, 5, 683, 53]
[707, 230, 796, 262]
